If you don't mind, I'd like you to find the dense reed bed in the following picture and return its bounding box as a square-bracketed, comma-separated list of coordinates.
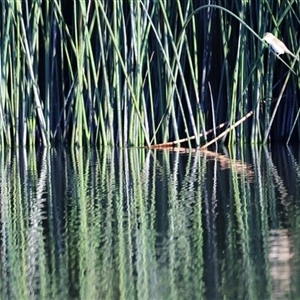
[1, 1, 300, 147]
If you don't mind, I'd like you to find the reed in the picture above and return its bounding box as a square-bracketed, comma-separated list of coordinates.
[1, 1, 300, 147]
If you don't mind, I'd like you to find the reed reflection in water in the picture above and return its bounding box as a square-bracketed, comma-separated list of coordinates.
[0, 146, 300, 299]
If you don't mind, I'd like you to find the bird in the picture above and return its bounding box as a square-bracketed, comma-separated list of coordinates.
[262, 32, 299, 61]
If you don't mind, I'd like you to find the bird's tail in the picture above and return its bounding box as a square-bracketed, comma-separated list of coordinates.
[289, 51, 299, 61]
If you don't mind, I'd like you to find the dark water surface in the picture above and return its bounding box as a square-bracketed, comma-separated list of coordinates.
[1, 145, 300, 300]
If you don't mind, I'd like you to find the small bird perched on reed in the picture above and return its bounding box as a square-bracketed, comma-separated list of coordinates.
[262, 32, 299, 61]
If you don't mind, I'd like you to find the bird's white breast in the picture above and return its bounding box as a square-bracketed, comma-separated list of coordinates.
[271, 43, 285, 55]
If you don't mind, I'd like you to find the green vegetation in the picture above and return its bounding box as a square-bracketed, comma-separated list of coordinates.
[1, 1, 300, 147]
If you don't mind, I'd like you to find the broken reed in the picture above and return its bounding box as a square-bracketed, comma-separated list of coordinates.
[0, 1, 299, 148]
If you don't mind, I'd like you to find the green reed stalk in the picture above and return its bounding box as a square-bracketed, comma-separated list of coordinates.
[228, 22, 242, 146]
[198, 3, 212, 144]
[98, 1, 151, 147]
[94, 2, 109, 146]
[249, 1, 265, 144]
[18, 1, 48, 146]
[218, 7, 231, 129]
[178, 0, 204, 145]
[43, 1, 51, 145]
[160, 2, 198, 147]
[140, 1, 185, 145]
[1, 3, 13, 146]
[112, 0, 121, 147]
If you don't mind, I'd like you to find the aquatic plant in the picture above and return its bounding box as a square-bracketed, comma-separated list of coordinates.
[0, 1, 299, 147]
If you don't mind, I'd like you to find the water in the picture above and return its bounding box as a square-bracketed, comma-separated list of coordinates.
[0, 145, 300, 299]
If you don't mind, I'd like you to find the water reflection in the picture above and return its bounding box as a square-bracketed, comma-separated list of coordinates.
[269, 229, 294, 299]
[0, 146, 300, 299]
